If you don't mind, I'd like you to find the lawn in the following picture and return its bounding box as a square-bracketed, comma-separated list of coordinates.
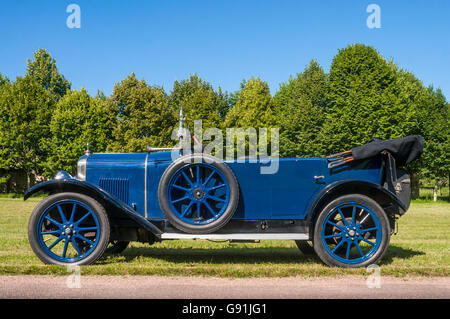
[0, 198, 448, 277]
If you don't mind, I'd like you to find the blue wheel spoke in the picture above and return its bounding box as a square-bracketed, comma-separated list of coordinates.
[324, 233, 342, 239]
[327, 221, 345, 231]
[203, 201, 217, 216]
[345, 242, 352, 259]
[75, 212, 91, 225]
[41, 230, 61, 235]
[197, 203, 201, 218]
[62, 239, 69, 258]
[360, 227, 377, 233]
[208, 184, 226, 191]
[75, 234, 94, 246]
[57, 205, 68, 224]
[44, 216, 62, 228]
[202, 171, 215, 187]
[207, 195, 226, 202]
[69, 203, 77, 223]
[71, 238, 82, 256]
[360, 237, 375, 246]
[331, 239, 345, 253]
[355, 242, 364, 257]
[181, 171, 194, 187]
[172, 196, 189, 204]
[47, 236, 63, 250]
[337, 208, 348, 226]
[172, 184, 190, 192]
[180, 201, 194, 217]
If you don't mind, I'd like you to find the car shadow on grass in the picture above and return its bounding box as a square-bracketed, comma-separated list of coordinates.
[98, 244, 424, 266]
[99, 246, 321, 265]
[381, 245, 425, 264]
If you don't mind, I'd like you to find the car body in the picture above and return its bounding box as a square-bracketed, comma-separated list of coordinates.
[25, 130, 423, 268]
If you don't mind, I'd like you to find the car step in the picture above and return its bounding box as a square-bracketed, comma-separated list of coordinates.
[160, 233, 309, 240]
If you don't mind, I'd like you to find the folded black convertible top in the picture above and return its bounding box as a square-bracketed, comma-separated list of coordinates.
[351, 135, 424, 166]
[327, 135, 424, 168]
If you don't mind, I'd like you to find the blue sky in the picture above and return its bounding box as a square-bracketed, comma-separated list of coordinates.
[1, 0, 449, 99]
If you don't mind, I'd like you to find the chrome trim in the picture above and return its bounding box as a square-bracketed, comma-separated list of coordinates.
[160, 233, 309, 240]
[144, 152, 149, 218]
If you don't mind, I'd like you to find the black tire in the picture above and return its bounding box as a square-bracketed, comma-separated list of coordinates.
[158, 153, 239, 234]
[295, 241, 315, 255]
[28, 192, 110, 266]
[105, 241, 129, 255]
[313, 194, 390, 268]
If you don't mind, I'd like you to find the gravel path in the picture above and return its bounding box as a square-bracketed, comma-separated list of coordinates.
[1, 275, 449, 299]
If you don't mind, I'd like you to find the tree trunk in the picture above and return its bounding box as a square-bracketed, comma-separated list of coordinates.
[433, 184, 438, 202]
[27, 172, 31, 190]
[411, 172, 420, 199]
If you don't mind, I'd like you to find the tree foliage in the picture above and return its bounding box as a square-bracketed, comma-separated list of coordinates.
[108, 73, 176, 152]
[26, 49, 71, 99]
[0, 46, 448, 197]
[274, 60, 328, 157]
[0, 76, 56, 184]
[224, 77, 276, 129]
[170, 74, 224, 130]
[318, 44, 405, 155]
[42, 89, 113, 176]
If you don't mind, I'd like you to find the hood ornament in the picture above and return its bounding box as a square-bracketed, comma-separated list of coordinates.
[85, 142, 91, 156]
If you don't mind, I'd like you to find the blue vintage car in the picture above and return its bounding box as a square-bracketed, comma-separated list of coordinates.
[25, 112, 423, 268]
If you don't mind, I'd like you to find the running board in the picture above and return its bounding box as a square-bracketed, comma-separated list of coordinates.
[160, 233, 309, 240]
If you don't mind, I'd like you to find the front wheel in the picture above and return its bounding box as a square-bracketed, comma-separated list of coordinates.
[313, 194, 390, 268]
[28, 192, 110, 265]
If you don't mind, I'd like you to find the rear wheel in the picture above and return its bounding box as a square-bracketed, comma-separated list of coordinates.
[313, 194, 390, 268]
[28, 192, 110, 265]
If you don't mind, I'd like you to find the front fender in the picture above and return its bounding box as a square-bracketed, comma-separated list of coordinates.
[306, 179, 408, 222]
[24, 175, 162, 237]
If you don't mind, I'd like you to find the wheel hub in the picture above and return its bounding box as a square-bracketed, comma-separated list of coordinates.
[193, 188, 204, 200]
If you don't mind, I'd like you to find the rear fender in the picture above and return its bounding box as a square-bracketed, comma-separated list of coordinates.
[24, 175, 162, 237]
[306, 179, 407, 225]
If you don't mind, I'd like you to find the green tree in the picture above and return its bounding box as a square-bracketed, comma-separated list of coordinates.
[0, 76, 56, 187]
[224, 77, 276, 129]
[223, 77, 277, 158]
[169, 74, 224, 130]
[274, 60, 328, 157]
[418, 89, 449, 200]
[0, 74, 9, 87]
[26, 49, 71, 98]
[42, 88, 113, 176]
[108, 74, 176, 152]
[318, 44, 410, 155]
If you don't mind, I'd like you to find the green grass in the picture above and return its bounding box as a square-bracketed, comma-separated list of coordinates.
[0, 198, 449, 277]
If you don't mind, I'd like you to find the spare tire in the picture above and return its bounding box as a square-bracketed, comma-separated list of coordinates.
[158, 154, 239, 234]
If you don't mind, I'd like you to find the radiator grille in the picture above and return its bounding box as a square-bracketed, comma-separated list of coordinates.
[99, 178, 130, 204]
